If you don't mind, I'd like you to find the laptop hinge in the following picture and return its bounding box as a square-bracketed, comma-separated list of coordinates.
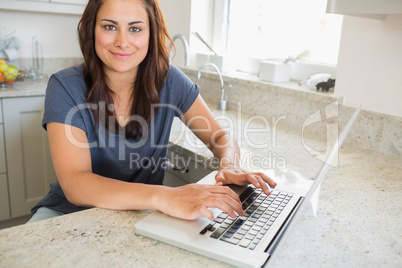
[263, 196, 304, 259]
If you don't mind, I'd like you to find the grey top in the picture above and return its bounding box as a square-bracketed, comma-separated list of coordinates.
[32, 64, 199, 214]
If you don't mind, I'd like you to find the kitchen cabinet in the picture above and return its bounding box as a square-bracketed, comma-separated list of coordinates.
[2, 96, 56, 218]
[0, 0, 87, 15]
[327, 0, 402, 20]
[0, 174, 10, 221]
[0, 110, 11, 221]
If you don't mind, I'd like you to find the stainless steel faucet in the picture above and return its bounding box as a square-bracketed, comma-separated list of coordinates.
[169, 34, 190, 67]
[197, 62, 229, 111]
[28, 36, 43, 80]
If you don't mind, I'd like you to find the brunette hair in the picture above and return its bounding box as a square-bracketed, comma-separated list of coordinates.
[77, 0, 173, 139]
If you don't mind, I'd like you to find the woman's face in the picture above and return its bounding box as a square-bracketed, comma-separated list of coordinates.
[94, 0, 150, 78]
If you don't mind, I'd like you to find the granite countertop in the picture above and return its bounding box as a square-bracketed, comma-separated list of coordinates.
[0, 60, 401, 266]
[0, 107, 401, 267]
[0, 77, 48, 98]
[0, 57, 83, 99]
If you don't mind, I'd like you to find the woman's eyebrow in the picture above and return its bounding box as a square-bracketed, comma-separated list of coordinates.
[101, 19, 118, 24]
[128, 20, 145, 25]
[100, 19, 145, 25]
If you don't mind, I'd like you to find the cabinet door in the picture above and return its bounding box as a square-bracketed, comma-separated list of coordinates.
[0, 173, 10, 221]
[327, 0, 402, 19]
[0, 101, 9, 221]
[3, 97, 57, 218]
[0, 0, 86, 15]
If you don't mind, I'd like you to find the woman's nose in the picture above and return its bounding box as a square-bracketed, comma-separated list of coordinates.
[115, 31, 129, 49]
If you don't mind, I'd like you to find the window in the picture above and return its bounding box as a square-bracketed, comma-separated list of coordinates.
[220, 0, 343, 66]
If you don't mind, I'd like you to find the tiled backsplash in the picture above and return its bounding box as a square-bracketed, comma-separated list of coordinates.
[183, 68, 402, 157]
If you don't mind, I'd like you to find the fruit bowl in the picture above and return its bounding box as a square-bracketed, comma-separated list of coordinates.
[0, 59, 19, 87]
[0, 72, 6, 88]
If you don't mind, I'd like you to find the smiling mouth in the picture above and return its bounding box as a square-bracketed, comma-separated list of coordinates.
[111, 52, 132, 59]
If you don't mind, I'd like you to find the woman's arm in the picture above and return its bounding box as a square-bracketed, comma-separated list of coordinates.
[47, 122, 159, 210]
[47, 122, 243, 220]
[181, 95, 277, 194]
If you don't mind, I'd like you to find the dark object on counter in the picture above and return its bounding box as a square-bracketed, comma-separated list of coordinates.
[316, 78, 335, 91]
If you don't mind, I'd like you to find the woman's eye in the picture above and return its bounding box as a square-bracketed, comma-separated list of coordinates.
[129, 27, 141, 33]
[105, 25, 116, 31]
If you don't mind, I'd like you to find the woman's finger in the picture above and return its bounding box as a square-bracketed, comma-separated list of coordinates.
[254, 174, 271, 195]
[215, 171, 228, 184]
[199, 205, 214, 221]
[202, 195, 243, 218]
[209, 184, 241, 203]
[255, 172, 277, 188]
[244, 173, 261, 188]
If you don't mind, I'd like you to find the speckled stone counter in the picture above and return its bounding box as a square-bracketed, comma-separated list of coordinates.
[0, 60, 401, 267]
[0, 76, 48, 98]
[0, 58, 82, 98]
[0, 208, 233, 268]
[0, 118, 401, 267]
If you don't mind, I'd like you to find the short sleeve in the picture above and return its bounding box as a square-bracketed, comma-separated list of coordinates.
[42, 67, 88, 133]
[166, 66, 200, 117]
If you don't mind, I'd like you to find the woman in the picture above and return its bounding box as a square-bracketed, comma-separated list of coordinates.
[29, 0, 276, 223]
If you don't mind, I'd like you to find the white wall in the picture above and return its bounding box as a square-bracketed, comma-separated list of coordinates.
[335, 15, 402, 117]
[161, 2, 402, 118]
[158, 0, 191, 68]
[1, 3, 401, 117]
[158, 0, 192, 38]
[189, 0, 215, 54]
[158, 0, 214, 68]
[0, 0, 212, 68]
[0, 10, 82, 59]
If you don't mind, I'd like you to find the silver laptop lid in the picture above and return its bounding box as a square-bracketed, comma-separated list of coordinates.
[265, 105, 362, 266]
[135, 105, 361, 268]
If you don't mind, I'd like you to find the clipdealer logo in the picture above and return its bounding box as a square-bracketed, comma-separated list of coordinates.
[61, 100, 340, 170]
[301, 101, 339, 167]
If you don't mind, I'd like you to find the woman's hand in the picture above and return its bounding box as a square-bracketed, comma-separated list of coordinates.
[215, 165, 277, 196]
[156, 183, 245, 221]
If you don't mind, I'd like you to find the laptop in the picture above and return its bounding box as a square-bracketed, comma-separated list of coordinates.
[135, 106, 361, 267]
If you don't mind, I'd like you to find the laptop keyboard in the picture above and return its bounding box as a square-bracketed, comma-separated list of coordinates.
[199, 187, 292, 250]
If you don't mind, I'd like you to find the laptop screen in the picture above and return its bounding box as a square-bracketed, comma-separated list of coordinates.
[265, 104, 361, 266]
[135, 103, 361, 268]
